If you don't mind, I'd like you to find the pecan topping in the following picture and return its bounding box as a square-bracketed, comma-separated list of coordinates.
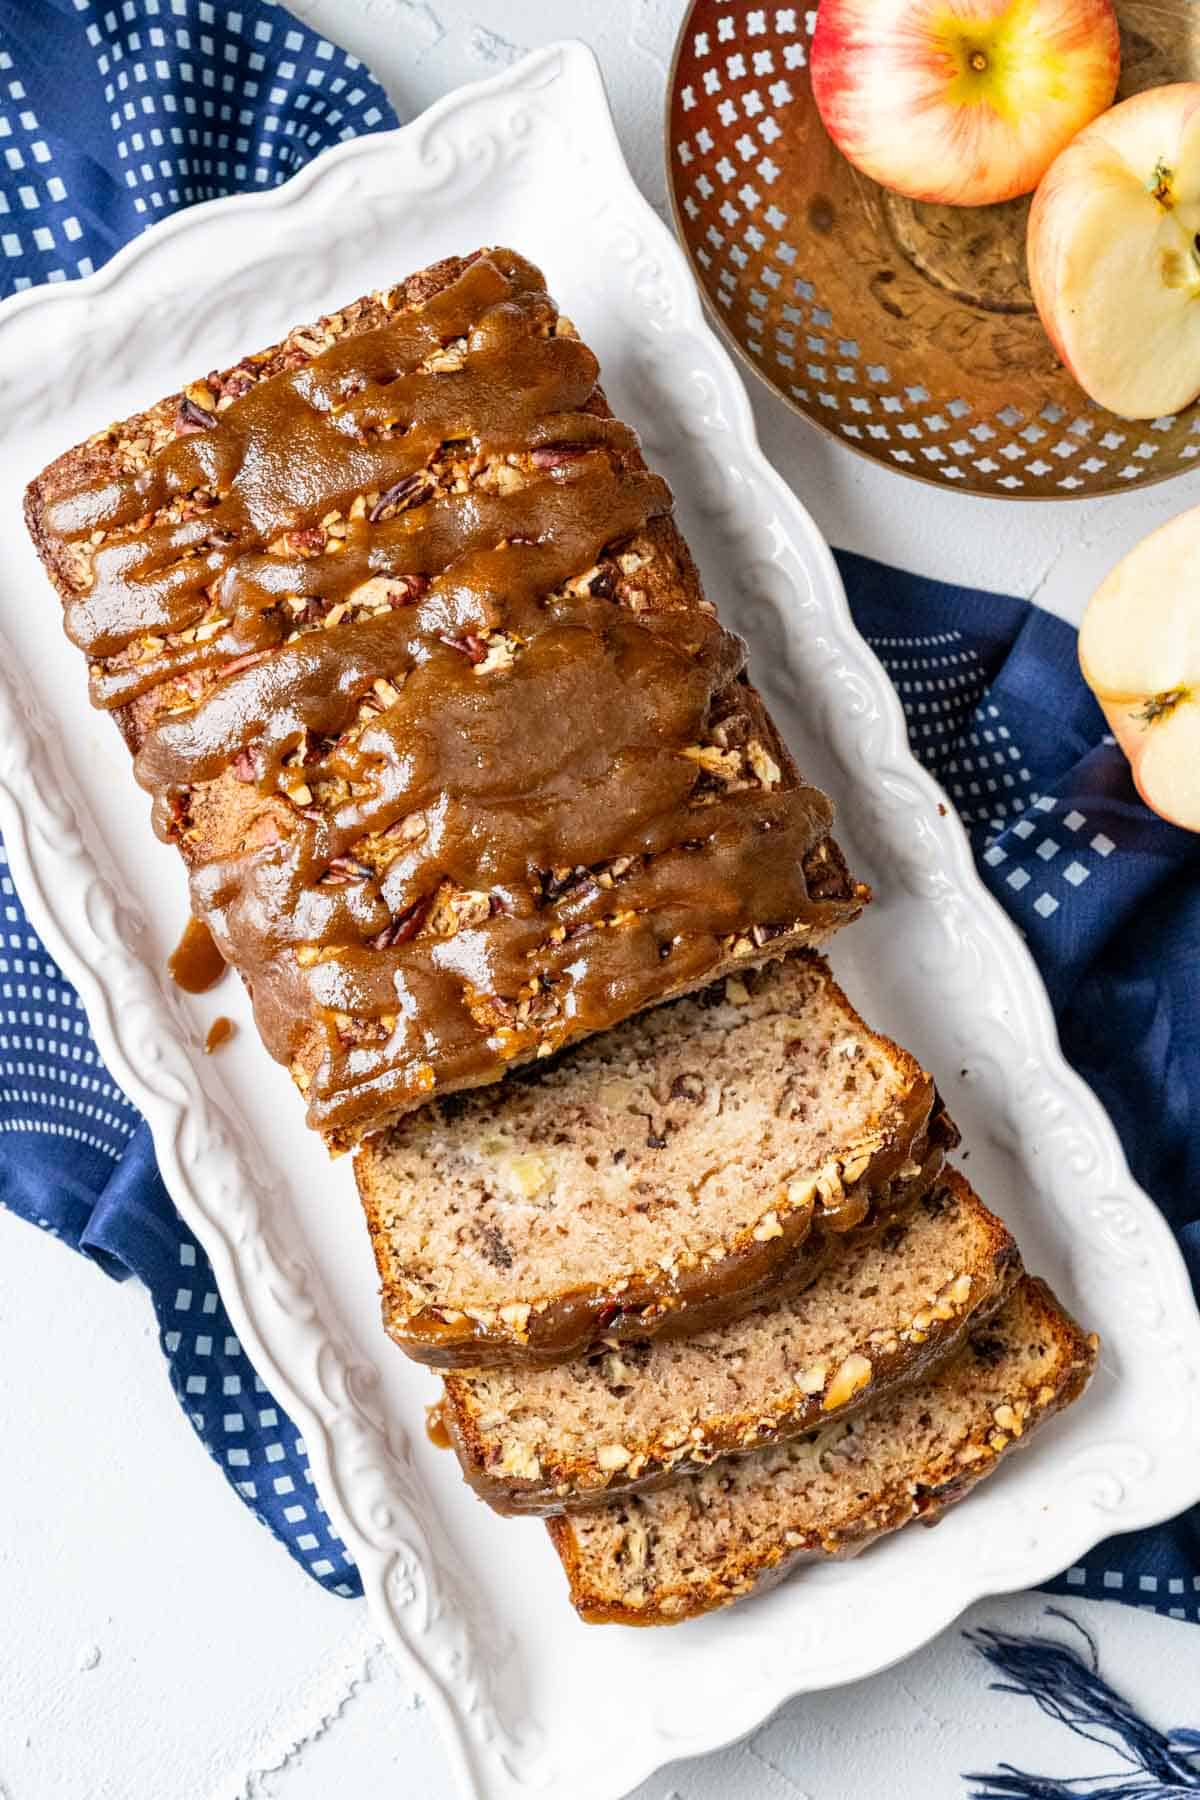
[388, 572, 430, 606]
[369, 473, 436, 522]
[176, 395, 219, 433]
[35, 247, 852, 1150]
[280, 524, 326, 558]
[371, 893, 432, 948]
[439, 631, 487, 664]
[297, 596, 332, 626]
[221, 648, 271, 678]
[531, 444, 593, 468]
[540, 865, 586, 904]
[321, 855, 373, 885]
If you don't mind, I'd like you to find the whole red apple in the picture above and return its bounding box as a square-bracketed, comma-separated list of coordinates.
[810, 0, 1120, 207]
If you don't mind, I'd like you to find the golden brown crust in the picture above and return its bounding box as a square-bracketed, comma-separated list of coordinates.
[546, 1276, 1097, 1625]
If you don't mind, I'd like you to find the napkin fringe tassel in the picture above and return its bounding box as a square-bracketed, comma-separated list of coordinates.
[963, 1608, 1200, 1797]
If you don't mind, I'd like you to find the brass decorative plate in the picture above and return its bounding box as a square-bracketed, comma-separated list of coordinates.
[666, 0, 1200, 499]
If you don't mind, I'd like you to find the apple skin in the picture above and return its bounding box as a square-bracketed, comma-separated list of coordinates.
[1028, 84, 1200, 419]
[809, 0, 1120, 207]
[1079, 506, 1200, 834]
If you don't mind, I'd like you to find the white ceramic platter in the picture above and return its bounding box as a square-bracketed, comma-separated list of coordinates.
[0, 42, 1196, 1800]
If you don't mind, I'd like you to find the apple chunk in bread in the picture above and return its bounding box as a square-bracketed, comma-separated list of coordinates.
[810, 0, 1119, 208]
[1028, 84, 1200, 419]
[1079, 507, 1200, 833]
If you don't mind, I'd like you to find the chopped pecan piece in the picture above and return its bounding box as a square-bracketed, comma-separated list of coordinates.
[371, 893, 432, 948]
[321, 856, 373, 885]
[531, 444, 594, 468]
[439, 631, 487, 664]
[176, 395, 219, 433]
[369, 473, 436, 522]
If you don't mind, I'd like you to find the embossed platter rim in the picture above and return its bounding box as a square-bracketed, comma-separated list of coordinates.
[0, 41, 1197, 1800]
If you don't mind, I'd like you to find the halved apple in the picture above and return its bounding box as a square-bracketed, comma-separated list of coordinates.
[810, 0, 1120, 208]
[1028, 84, 1200, 419]
[1079, 506, 1200, 832]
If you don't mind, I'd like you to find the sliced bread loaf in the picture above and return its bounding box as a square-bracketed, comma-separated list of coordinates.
[357, 953, 956, 1368]
[547, 1275, 1097, 1624]
[441, 1169, 1019, 1513]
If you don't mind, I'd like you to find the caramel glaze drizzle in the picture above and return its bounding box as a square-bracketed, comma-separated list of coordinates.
[204, 1016, 236, 1055]
[168, 914, 227, 994]
[425, 1401, 452, 1450]
[40, 250, 843, 1141]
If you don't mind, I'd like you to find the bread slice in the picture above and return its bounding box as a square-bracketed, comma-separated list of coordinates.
[441, 1169, 1019, 1513]
[356, 953, 957, 1368]
[547, 1275, 1096, 1624]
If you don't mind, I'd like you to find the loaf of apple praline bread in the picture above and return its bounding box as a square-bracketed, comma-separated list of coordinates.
[24, 247, 866, 1148]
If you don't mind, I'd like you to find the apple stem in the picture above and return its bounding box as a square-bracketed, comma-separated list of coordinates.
[968, 48, 988, 71]
[1149, 159, 1174, 208]
[1137, 687, 1188, 725]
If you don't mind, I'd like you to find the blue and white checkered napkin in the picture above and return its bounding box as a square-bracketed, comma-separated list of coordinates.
[0, 0, 401, 1601]
[841, 553, 1200, 1619]
[1, 1, 1197, 1614]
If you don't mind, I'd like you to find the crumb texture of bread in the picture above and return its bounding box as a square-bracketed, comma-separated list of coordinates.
[546, 1276, 1097, 1624]
[443, 1168, 1019, 1512]
[356, 953, 955, 1366]
[24, 246, 865, 1148]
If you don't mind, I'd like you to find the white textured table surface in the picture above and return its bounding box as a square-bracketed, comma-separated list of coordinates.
[3, 3, 1199, 1797]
